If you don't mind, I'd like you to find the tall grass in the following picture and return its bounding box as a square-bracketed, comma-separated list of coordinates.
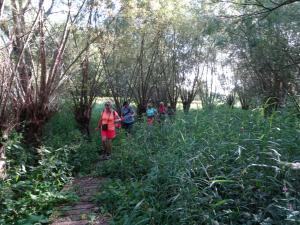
[43, 103, 102, 175]
[1, 103, 299, 224]
[95, 107, 300, 225]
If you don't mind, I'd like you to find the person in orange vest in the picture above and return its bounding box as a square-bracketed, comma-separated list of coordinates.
[95, 101, 121, 159]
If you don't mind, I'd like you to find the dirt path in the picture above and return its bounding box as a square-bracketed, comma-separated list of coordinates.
[50, 176, 109, 225]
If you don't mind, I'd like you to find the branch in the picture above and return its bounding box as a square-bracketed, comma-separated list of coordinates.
[58, 6, 124, 82]
[45, 0, 55, 16]
[0, 0, 5, 18]
[216, 0, 300, 19]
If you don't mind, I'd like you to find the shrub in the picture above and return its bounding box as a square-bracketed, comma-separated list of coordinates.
[0, 136, 75, 224]
[95, 107, 300, 225]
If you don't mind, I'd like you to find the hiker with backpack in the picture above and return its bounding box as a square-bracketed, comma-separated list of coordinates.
[121, 101, 135, 135]
[95, 101, 121, 159]
[146, 102, 157, 125]
[158, 101, 167, 123]
[167, 104, 175, 122]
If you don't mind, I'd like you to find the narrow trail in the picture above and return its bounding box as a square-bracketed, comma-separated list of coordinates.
[50, 176, 109, 225]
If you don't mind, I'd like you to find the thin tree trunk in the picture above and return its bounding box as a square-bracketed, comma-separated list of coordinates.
[239, 95, 250, 110]
[0, 0, 5, 18]
[0, 143, 6, 179]
[73, 57, 93, 137]
[182, 101, 191, 114]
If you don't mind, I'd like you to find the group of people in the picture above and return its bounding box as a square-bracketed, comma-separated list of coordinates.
[146, 102, 174, 125]
[95, 100, 174, 159]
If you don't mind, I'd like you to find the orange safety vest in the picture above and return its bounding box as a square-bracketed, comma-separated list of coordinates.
[100, 110, 119, 131]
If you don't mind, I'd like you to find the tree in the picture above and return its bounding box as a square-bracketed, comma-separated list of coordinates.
[0, 0, 90, 148]
[98, 0, 207, 114]
[157, 27, 183, 111]
[180, 67, 203, 113]
[0, 60, 18, 179]
[71, 53, 104, 137]
[215, 1, 300, 112]
[68, 1, 118, 136]
[98, 0, 166, 115]
[99, 38, 134, 114]
[212, 0, 300, 18]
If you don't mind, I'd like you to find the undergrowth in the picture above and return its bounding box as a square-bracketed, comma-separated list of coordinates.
[94, 107, 300, 225]
[1, 103, 299, 225]
[0, 103, 102, 224]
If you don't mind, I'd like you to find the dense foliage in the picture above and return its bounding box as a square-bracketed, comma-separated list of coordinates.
[0, 0, 299, 224]
[95, 107, 300, 225]
[0, 101, 299, 224]
[0, 104, 100, 224]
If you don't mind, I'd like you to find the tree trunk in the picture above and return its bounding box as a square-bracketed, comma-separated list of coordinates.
[112, 97, 122, 116]
[170, 101, 177, 112]
[238, 94, 250, 110]
[226, 94, 235, 108]
[137, 103, 147, 116]
[17, 97, 55, 148]
[0, 143, 6, 180]
[0, 0, 5, 18]
[72, 57, 94, 138]
[182, 101, 191, 114]
[74, 106, 92, 137]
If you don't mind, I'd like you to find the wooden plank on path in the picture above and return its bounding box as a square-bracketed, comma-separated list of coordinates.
[50, 176, 108, 225]
[51, 220, 89, 225]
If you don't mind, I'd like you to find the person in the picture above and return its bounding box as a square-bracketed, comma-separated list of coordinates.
[158, 102, 167, 123]
[167, 104, 175, 122]
[95, 101, 121, 159]
[121, 101, 135, 135]
[146, 102, 157, 125]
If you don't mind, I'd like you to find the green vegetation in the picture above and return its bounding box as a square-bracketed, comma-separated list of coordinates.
[95, 107, 300, 225]
[1, 0, 300, 224]
[0, 104, 102, 224]
[0, 102, 299, 224]
[0, 135, 73, 224]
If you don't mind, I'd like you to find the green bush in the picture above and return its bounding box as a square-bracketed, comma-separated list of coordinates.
[95, 107, 300, 225]
[0, 102, 96, 224]
[44, 102, 102, 175]
[0, 135, 75, 224]
[1, 103, 299, 224]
